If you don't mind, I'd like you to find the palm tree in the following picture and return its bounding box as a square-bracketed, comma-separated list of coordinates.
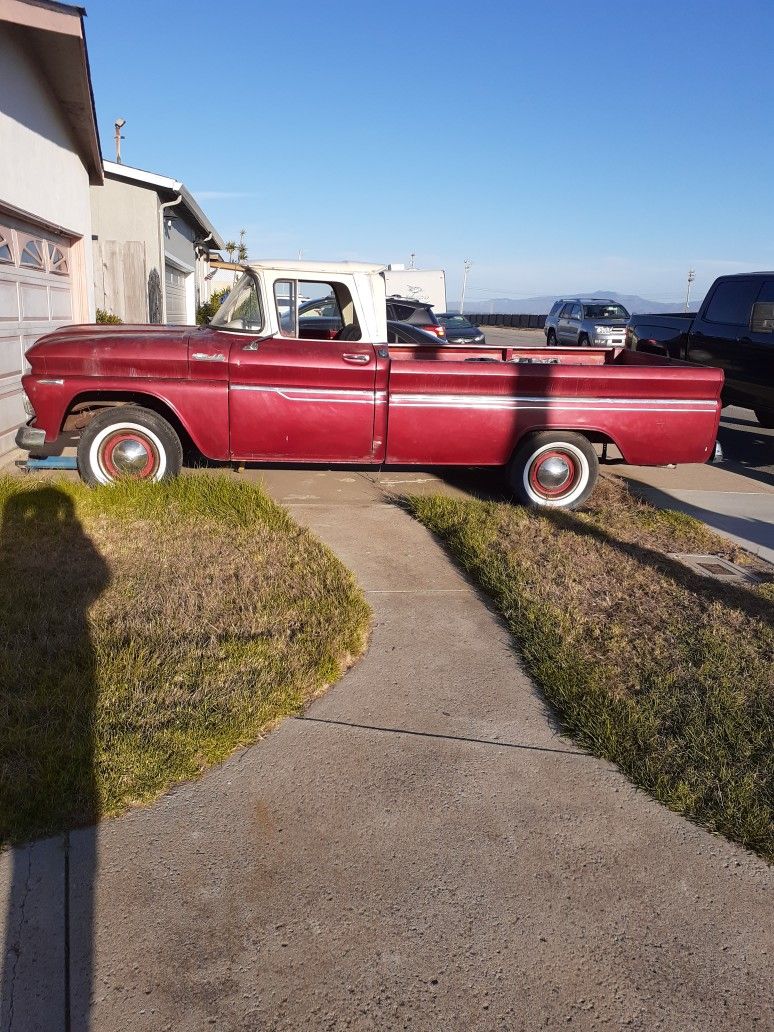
[225, 240, 237, 262]
[237, 228, 248, 263]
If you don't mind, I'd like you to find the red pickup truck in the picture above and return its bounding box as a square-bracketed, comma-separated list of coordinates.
[17, 260, 723, 509]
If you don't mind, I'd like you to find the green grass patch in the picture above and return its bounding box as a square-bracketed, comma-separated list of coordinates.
[0, 474, 370, 845]
[408, 476, 773, 861]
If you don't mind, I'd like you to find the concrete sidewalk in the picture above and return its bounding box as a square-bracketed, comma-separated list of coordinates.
[606, 459, 774, 564]
[2, 469, 771, 1032]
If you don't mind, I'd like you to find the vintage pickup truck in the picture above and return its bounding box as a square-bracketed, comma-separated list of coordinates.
[17, 260, 723, 509]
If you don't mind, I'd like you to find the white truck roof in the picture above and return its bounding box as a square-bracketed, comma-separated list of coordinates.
[247, 259, 387, 275]
[245, 259, 388, 341]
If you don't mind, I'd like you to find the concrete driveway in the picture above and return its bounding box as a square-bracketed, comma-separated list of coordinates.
[2, 466, 771, 1032]
[607, 405, 774, 564]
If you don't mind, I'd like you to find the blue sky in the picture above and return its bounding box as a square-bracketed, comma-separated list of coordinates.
[84, 0, 774, 306]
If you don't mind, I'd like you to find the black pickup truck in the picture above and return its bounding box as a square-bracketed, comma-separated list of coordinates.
[626, 272, 774, 427]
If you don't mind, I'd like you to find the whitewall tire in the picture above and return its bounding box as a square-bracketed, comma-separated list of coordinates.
[508, 432, 598, 509]
[77, 405, 183, 486]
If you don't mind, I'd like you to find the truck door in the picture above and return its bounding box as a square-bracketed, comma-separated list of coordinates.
[687, 276, 762, 405]
[229, 277, 377, 461]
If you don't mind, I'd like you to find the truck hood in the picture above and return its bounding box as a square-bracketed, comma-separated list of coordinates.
[25, 324, 191, 378]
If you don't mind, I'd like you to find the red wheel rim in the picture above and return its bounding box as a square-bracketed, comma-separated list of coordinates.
[99, 431, 158, 480]
[528, 449, 578, 498]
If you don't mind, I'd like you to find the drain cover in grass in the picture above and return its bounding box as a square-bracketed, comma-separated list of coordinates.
[668, 553, 761, 584]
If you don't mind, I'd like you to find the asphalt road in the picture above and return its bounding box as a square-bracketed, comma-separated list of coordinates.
[476, 325, 546, 347]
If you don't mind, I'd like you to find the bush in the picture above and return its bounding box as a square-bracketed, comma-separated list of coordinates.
[196, 287, 229, 326]
[96, 308, 122, 324]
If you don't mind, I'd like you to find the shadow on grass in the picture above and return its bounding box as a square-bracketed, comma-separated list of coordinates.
[543, 504, 773, 629]
[1, 486, 110, 1031]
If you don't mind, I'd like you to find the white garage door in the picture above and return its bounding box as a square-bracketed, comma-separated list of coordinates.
[165, 263, 189, 324]
[0, 216, 74, 453]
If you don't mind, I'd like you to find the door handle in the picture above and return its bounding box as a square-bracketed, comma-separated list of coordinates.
[342, 353, 370, 364]
[191, 352, 227, 362]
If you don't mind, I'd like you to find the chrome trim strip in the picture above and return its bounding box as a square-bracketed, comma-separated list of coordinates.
[228, 384, 717, 413]
[37, 378, 64, 386]
[390, 394, 717, 407]
[191, 352, 227, 362]
[230, 384, 374, 404]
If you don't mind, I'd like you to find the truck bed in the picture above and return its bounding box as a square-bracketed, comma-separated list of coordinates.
[381, 342, 722, 467]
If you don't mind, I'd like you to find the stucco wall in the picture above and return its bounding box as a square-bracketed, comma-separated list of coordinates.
[0, 25, 95, 317]
[90, 177, 160, 321]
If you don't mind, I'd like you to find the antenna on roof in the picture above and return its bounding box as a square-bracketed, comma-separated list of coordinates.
[114, 118, 126, 163]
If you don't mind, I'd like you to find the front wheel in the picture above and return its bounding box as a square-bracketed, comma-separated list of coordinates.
[578, 334, 591, 347]
[507, 432, 599, 509]
[77, 405, 183, 486]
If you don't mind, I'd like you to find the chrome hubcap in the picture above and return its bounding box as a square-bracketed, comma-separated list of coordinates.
[111, 439, 150, 474]
[536, 455, 571, 489]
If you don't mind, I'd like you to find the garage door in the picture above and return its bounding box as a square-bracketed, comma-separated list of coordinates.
[165, 263, 188, 324]
[0, 215, 74, 454]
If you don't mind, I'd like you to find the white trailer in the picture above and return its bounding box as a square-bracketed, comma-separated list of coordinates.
[383, 267, 447, 312]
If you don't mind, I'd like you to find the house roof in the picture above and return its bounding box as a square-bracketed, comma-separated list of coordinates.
[0, 0, 103, 184]
[102, 160, 226, 250]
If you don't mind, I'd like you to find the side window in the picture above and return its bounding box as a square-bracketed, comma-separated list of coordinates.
[560, 303, 574, 318]
[570, 303, 582, 319]
[274, 279, 297, 337]
[751, 280, 774, 333]
[275, 280, 355, 339]
[703, 279, 760, 326]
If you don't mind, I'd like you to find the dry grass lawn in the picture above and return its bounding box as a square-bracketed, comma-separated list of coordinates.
[0, 474, 370, 845]
[409, 476, 773, 861]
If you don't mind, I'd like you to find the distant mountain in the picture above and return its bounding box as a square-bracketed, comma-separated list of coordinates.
[464, 292, 682, 316]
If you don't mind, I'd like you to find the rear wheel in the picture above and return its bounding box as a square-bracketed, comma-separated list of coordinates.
[546, 330, 557, 346]
[77, 405, 183, 486]
[754, 407, 774, 428]
[508, 432, 598, 509]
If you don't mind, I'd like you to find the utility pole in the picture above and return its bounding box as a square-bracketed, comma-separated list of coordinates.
[460, 258, 472, 314]
[685, 268, 696, 311]
[114, 118, 125, 163]
[409, 251, 416, 270]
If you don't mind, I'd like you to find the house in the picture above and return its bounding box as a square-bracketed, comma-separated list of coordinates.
[0, 0, 102, 455]
[91, 162, 225, 325]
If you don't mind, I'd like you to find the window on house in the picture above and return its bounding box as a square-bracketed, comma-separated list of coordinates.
[20, 239, 45, 270]
[48, 244, 68, 275]
[0, 232, 12, 264]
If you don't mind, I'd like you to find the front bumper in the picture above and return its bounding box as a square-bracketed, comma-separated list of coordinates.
[15, 422, 47, 451]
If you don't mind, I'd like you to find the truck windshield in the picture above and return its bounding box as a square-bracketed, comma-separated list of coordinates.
[210, 273, 263, 331]
[583, 304, 629, 320]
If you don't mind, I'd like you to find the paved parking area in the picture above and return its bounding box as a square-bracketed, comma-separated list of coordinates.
[474, 325, 545, 347]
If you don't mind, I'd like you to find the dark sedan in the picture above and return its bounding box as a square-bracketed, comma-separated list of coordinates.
[387, 321, 449, 345]
[437, 313, 486, 344]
